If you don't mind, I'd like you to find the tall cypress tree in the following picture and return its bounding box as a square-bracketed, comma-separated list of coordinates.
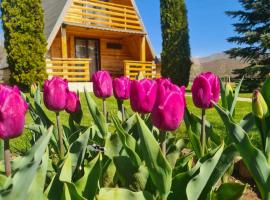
[226, 0, 270, 91]
[1, 0, 47, 90]
[160, 0, 192, 86]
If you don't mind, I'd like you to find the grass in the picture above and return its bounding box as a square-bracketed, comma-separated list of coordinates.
[10, 93, 260, 153]
[238, 93, 252, 98]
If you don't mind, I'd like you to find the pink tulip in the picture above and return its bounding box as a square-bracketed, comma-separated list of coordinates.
[113, 77, 131, 100]
[44, 76, 68, 112]
[191, 72, 220, 109]
[151, 79, 185, 131]
[92, 71, 113, 99]
[0, 85, 28, 139]
[65, 91, 81, 114]
[130, 79, 157, 114]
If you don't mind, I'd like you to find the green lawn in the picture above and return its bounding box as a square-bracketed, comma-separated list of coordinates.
[10, 93, 259, 153]
[238, 93, 252, 98]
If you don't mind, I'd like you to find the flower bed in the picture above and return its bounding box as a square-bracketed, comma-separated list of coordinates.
[0, 71, 269, 200]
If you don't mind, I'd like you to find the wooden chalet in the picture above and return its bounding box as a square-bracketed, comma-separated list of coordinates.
[42, 0, 156, 82]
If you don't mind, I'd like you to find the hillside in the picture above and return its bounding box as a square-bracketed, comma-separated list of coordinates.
[190, 53, 248, 79]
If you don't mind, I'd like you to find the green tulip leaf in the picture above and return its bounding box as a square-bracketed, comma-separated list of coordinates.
[184, 109, 202, 158]
[113, 156, 149, 191]
[169, 162, 201, 200]
[44, 174, 63, 200]
[34, 84, 42, 105]
[60, 152, 73, 183]
[240, 112, 255, 132]
[112, 115, 141, 167]
[173, 153, 194, 177]
[104, 132, 122, 158]
[136, 114, 172, 199]
[97, 188, 153, 200]
[214, 103, 270, 199]
[26, 150, 49, 200]
[75, 154, 102, 200]
[0, 126, 53, 200]
[101, 157, 116, 187]
[84, 88, 107, 138]
[186, 143, 224, 200]
[200, 144, 238, 199]
[211, 183, 246, 200]
[230, 77, 243, 115]
[62, 182, 86, 200]
[220, 78, 227, 109]
[166, 139, 185, 168]
[69, 127, 91, 173]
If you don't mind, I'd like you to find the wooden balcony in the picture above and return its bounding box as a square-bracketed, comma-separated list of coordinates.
[46, 58, 91, 82]
[124, 60, 157, 80]
[64, 0, 143, 32]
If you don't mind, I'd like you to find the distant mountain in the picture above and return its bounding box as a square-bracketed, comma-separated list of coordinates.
[190, 53, 248, 79]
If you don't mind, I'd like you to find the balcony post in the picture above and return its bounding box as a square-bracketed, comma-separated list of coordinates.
[140, 35, 146, 62]
[61, 26, 68, 79]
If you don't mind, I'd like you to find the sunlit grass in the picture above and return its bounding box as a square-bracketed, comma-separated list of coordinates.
[10, 93, 259, 153]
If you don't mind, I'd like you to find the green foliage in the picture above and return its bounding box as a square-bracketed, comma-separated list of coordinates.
[2, 80, 264, 199]
[1, 0, 47, 90]
[160, 0, 192, 86]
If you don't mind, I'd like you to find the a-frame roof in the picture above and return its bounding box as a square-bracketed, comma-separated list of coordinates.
[42, 0, 155, 57]
[42, 0, 72, 46]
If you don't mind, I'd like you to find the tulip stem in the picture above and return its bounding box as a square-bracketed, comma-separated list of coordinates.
[103, 99, 107, 122]
[159, 132, 166, 156]
[4, 139, 11, 177]
[56, 112, 64, 159]
[201, 109, 206, 156]
[121, 102, 125, 122]
[117, 100, 125, 121]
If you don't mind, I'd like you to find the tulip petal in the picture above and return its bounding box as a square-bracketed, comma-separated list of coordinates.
[152, 92, 185, 131]
[43, 76, 68, 112]
[191, 75, 212, 108]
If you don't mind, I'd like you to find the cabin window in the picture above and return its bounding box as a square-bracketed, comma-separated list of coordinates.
[106, 43, 122, 50]
[75, 38, 100, 74]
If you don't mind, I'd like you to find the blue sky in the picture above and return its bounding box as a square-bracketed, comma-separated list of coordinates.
[0, 0, 241, 57]
[136, 0, 241, 57]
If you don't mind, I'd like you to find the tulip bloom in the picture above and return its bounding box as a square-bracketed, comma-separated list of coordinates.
[151, 79, 185, 131]
[113, 77, 131, 100]
[65, 91, 81, 114]
[252, 90, 269, 119]
[130, 79, 157, 114]
[191, 72, 220, 109]
[0, 85, 28, 139]
[44, 76, 68, 158]
[44, 76, 68, 112]
[92, 71, 113, 99]
[0, 85, 28, 176]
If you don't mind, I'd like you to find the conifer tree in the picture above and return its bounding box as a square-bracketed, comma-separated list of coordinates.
[160, 0, 192, 86]
[226, 0, 270, 91]
[1, 0, 47, 90]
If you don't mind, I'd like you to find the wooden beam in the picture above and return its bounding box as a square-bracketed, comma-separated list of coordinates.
[70, 35, 75, 58]
[140, 36, 146, 62]
[61, 26, 68, 58]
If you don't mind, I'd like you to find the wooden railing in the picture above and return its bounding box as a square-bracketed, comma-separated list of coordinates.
[64, 0, 143, 32]
[124, 60, 156, 80]
[46, 58, 91, 82]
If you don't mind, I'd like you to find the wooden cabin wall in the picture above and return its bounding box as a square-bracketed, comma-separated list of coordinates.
[50, 31, 62, 58]
[100, 38, 133, 76]
[48, 26, 154, 77]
